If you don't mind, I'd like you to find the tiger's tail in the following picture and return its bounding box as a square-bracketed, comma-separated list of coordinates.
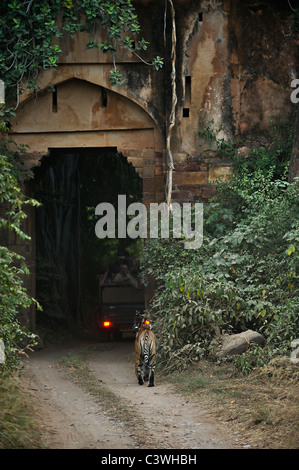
[143, 333, 155, 387]
[143, 335, 150, 382]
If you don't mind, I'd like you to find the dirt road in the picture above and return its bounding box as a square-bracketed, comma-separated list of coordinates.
[23, 336, 237, 450]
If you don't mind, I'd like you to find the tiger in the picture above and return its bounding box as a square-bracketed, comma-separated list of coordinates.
[135, 322, 157, 387]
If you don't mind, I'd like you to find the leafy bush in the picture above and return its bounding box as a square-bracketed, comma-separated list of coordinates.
[0, 154, 39, 374]
[233, 119, 293, 180]
[142, 129, 299, 374]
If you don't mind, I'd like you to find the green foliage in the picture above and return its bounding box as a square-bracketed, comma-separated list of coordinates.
[233, 344, 276, 376]
[233, 119, 293, 180]
[0, 0, 163, 111]
[0, 153, 39, 374]
[152, 56, 164, 70]
[142, 123, 299, 374]
[198, 119, 238, 159]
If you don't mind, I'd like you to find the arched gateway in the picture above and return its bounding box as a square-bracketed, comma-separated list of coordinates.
[9, 77, 164, 205]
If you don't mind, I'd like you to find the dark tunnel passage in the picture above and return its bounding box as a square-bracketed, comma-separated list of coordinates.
[33, 147, 143, 331]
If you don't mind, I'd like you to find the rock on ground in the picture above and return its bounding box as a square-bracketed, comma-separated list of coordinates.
[217, 330, 265, 358]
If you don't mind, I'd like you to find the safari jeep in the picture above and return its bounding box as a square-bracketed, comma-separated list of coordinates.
[97, 284, 144, 340]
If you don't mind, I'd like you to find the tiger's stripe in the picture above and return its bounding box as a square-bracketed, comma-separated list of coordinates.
[135, 326, 157, 387]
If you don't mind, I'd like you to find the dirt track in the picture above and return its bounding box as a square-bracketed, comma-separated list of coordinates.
[23, 336, 238, 449]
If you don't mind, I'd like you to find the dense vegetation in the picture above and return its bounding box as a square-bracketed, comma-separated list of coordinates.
[142, 120, 299, 374]
[0, 153, 39, 373]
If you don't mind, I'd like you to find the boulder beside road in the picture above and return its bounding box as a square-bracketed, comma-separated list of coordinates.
[217, 330, 266, 358]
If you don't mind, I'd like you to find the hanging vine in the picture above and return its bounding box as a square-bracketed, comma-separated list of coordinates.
[0, 0, 164, 119]
[165, 0, 177, 209]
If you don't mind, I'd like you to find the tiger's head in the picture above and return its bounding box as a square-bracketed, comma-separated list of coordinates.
[134, 319, 152, 333]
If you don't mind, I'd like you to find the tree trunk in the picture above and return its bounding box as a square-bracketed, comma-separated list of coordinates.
[288, 109, 299, 183]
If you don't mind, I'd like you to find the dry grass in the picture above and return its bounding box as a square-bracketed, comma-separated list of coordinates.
[0, 373, 43, 449]
[161, 357, 299, 449]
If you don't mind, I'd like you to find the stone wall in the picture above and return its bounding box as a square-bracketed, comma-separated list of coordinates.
[8, 0, 297, 205]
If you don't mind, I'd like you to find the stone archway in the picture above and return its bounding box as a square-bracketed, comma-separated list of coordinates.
[9, 77, 164, 205]
[7, 77, 165, 330]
